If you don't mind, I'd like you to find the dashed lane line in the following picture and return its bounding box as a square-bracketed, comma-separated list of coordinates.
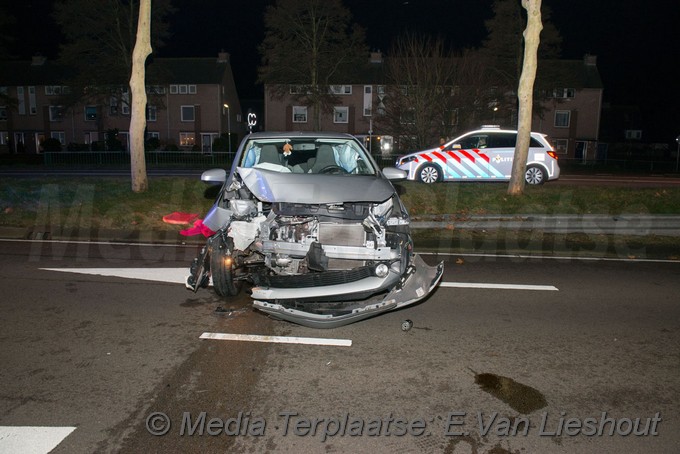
[200, 332, 352, 347]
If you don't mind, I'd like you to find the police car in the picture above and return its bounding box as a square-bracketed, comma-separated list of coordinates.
[396, 126, 560, 185]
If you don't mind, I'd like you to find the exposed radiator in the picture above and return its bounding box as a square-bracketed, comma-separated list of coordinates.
[318, 222, 365, 247]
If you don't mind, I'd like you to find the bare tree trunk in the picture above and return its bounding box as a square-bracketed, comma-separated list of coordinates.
[507, 0, 542, 196]
[129, 0, 152, 193]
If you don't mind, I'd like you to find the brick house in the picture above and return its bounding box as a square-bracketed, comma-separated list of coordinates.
[263, 53, 603, 161]
[0, 52, 243, 154]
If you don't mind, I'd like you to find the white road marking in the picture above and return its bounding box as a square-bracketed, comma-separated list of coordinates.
[0, 426, 76, 454]
[200, 332, 352, 347]
[41, 267, 191, 285]
[439, 282, 558, 291]
[41, 268, 558, 291]
[420, 251, 680, 264]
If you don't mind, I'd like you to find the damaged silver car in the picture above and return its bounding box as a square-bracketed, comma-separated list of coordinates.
[186, 132, 443, 328]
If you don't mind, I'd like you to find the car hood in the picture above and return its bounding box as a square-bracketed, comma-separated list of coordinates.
[404, 147, 438, 157]
[237, 167, 396, 204]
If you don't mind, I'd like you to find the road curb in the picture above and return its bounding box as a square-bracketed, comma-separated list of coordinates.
[411, 214, 680, 236]
[3, 215, 680, 243]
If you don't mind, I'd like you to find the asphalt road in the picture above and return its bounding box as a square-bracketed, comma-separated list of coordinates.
[1, 239, 679, 453]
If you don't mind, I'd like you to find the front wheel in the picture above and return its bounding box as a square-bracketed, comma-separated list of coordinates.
[524, 165, 547, 185]
[417, 164, 441, 184]
[210, 236, 242, 297]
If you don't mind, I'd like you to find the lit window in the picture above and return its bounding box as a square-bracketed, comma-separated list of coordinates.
[553, 139, 568, 154]
[146, 85, 166, 95]
[49, 106, 65, 121]
[110, 97, 119, 115]
[554, 110, 570, 128]
[85, 106, 98, 121]
[330, 85, 352, 95]
[333, 106, 349, 124]
[292, 106, 307, 123]
[17, 87, 25, 115]
[51, 131, 66, 145]
[181, 105, 195, 122]
[625, 130, 642, 140]
[180, 133, 196, 146]
[121, 89, 130, 115]
[146, 105, 157, 122]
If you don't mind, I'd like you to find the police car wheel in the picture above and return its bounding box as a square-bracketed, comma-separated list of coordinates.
[418, 164, 440, 184]
[524, 165, 546, 185]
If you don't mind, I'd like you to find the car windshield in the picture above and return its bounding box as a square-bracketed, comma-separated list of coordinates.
[238, 137, 376, 175]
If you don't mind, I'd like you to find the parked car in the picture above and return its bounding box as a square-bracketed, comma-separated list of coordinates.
[186, 131, 443, 328]
[396, 126, 560, 185]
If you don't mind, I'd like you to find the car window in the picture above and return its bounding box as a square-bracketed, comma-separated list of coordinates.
[487, 133, 516, 148]
[529, 137, 543, 147]
[454, 135, 489, 149]
[239, 138, 376, 175]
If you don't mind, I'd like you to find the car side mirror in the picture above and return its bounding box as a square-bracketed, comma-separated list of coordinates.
[201, 168, 227, 184]
[382, 167, 407, 181]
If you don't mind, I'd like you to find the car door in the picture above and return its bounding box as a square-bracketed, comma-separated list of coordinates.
[443, 134, 491, 180]
[486, 132, 517, 179]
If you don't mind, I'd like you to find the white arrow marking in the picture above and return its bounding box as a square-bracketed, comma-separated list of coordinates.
[41, 267, 192, 285]
[200, 332, 352, 347]
[0, 426, 76, 454]
[41, 268, 558, 291]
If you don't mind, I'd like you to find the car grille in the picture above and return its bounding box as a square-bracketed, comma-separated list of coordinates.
[260, 266, 375, 289]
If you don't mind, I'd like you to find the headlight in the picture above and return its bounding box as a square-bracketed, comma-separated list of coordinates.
[229, 199, 256, 217]
[375, 263, 389, 278]
[372, 198, 393, 218]
[398, 155, 417, 166]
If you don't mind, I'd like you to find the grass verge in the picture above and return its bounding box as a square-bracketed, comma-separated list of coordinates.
[1, 176, 679, 259]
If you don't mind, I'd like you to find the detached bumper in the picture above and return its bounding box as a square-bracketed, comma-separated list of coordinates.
[252, 255, 444, 328]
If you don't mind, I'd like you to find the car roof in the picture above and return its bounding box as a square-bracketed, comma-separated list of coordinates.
[450, 128, 548, 143]
[244, 131, 359, 140]
[461, 128, 544, 136]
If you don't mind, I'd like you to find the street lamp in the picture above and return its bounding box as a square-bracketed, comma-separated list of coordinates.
[676, 134, 680, 173]
[223, 103, 231, 154]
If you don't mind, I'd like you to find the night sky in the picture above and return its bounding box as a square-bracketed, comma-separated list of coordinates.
[5, 0, 679, 142]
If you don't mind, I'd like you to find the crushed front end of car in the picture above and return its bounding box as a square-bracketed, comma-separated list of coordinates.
[186, 133, 443, 328]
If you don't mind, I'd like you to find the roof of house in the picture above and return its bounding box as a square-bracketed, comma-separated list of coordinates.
[0, 59, 75, 86]
[539, 58, 603, 89]
[0, 56, 234, 86]
[267, 55, 603, 90]
[146, 57, 233, 84]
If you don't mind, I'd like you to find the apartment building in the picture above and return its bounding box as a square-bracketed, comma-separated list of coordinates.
[0, 52, 243, 154]
[263, 54, 603, 160]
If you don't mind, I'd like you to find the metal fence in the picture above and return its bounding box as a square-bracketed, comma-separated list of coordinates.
[42, 151, 237, 170]
[1, 151, 677, 175]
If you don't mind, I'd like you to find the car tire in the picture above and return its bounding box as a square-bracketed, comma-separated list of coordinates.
[210, 236, 242, 297]
[417, 164, 441, 184]
[524, 165, 547, 185]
